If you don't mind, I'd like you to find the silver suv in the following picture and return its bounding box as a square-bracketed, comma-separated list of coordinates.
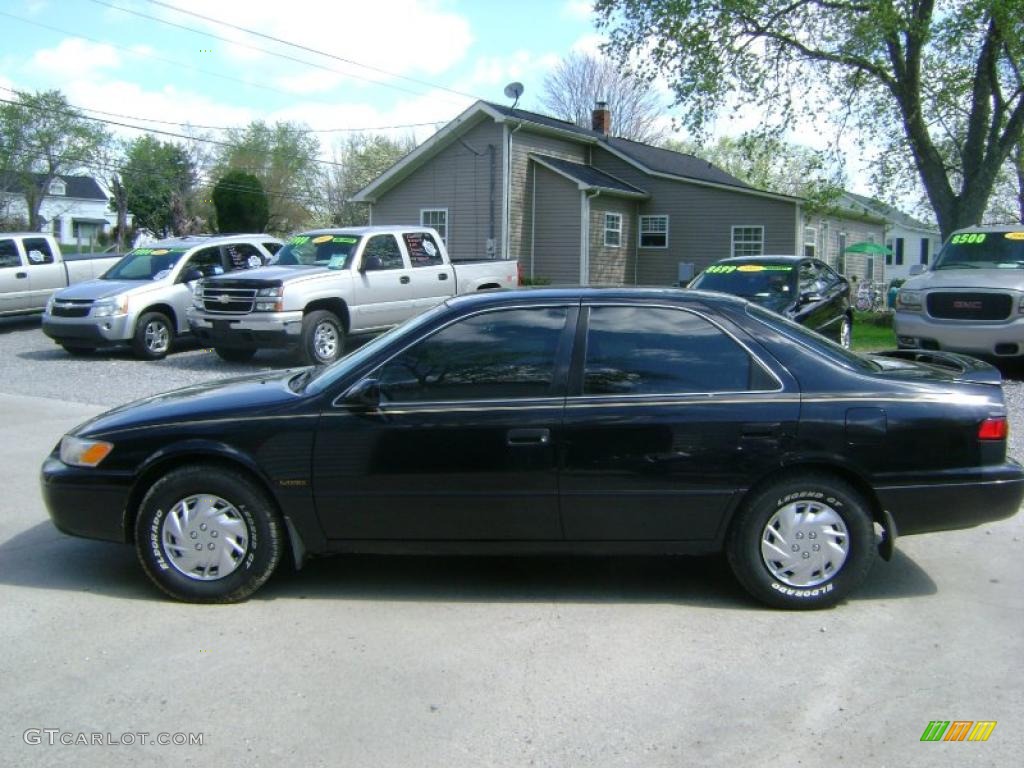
[895, 224, 1024, 359]
[42, 234, 283, 359]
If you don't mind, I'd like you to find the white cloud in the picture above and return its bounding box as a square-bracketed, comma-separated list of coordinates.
[563, 1, 593, 20]
[31, 38, 121, 78]
[467, 50, 561, 90]
[570, 34, 606, 56]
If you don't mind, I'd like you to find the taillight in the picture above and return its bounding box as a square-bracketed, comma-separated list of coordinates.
[978, 418, 1008, 440]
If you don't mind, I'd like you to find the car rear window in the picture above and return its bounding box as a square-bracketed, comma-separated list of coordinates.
[745, 304, 879, 372]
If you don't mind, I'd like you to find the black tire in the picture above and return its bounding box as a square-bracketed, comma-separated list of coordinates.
[726, 473, 876, 609]
[214, 347, 257, 363]
[60, 344, 95, 356]
[132, 311, 173, 360]
[299, 310, 344, 365]
[135, 465, 283, 603]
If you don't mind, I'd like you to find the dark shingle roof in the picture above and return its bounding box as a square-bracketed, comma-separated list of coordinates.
[0, 173, 107, 200]
[532, 155, 647, 196]
[486, 102, 752, 190]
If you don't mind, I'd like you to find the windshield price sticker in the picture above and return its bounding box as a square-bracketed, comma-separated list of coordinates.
[950, 233, 987, 245]
[1006, 232, 1024, 241]
[312, 235, 334, 244]
[289, 236, 311, 246]
[706, 264, 792, 274]
[129, 247, 185, 256]
[332, 237, 358, 243]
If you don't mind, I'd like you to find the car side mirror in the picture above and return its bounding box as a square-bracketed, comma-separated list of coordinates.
[360, 255, 383, 272]
[909, 264, 925, 276]
[344, 378, 381, 409]
[801, 291, 822, 304]
[181, 267, 203, 283]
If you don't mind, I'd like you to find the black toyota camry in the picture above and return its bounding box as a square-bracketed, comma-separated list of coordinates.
[41, 288, 1023, 609]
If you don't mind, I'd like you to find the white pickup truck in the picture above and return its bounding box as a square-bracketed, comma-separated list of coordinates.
[0, 233, 120, 316]
[188, 225, 519, 364]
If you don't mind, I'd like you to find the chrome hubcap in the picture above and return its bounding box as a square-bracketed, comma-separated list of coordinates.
[761, 500, 849, 587]
[145, 321, 170, 354]
[161, 494, 249, 581]
[313, 322, 338, 361]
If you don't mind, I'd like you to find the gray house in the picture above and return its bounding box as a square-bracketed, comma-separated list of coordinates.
[353, 101, 803, 286]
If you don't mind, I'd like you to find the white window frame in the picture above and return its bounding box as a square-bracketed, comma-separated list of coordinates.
[604, 212, 622, 247]
[803, 226, 816, 258]
[420, 208, 448, 245]
[731, 225, 764, 258]
[638, 215, 669, 249]
[48, 178, 66, 196]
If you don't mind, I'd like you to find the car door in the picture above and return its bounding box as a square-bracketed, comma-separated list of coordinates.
[312, 303, 576, 540]
[0, 238, 28, 313]
[402, 230, 454, 313]
[559, 302, 799, 541]
[350, 234, 415, 331]
[22, 237, 65, 310]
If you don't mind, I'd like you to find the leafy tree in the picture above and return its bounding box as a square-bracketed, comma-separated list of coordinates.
[540, 52, 666, 142]
[121, 135, 197, 237]
[595, 0, 1024, 240]
[664, 132, 847, 210]
[326, 133, 416, 226]
[212, 170, 269, 233]
[215, 121, 322, 234]
[0, 89, 108, 230]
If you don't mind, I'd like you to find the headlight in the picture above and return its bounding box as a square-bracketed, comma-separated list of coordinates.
[897, 290, 922, 310]
[92, 296, 128, 317]
[256, 286, 283, 297]
[59, 435, 114, 467]
[255, 300, 283, 312]
[192, 290, 204, 310]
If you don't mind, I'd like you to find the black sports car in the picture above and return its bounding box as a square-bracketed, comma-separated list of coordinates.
[42, 288, 1023, 608]
[690, 255, 853, 348]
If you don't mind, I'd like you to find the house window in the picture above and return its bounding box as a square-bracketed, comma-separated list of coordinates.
[639, 215, 668, 248]
[420, 209, 448, 244]
[604, 213, 622, 247]
[51, 216, 62, 239]
[731, 226, 764, 258]
[920, 238, 930, 264]
[803, 226, 816, 258]
[836, 232, 847, 274]
[48, 178, 66, 196]
[885, 239, 893, 265]
[894, 237, 905, 265]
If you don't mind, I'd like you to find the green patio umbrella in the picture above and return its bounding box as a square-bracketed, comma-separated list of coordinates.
[844, 241, 892, 255]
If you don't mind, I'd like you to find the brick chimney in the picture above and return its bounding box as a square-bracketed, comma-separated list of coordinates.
[591, 100, 611, 135]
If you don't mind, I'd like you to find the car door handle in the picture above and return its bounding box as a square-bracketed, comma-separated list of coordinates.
[400, 275, 410, 284]
[507, 428, 551, 446]
[15, 272, 27, 279]
[438, 273, 448, 281]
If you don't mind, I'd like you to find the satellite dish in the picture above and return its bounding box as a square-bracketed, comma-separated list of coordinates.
[503, 82, 524, 109]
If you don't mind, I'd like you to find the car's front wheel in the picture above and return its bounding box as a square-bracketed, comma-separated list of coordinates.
[132, 312, 173, 360]
[299, 310, 344, 365]
[135, 465, 283, 603]
[726, 473, 876, 609]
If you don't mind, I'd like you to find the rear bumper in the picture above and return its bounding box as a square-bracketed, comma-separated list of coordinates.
[894, 312, 1024, 357]
[877, 461, 1024, 536]
[40, 455, 133, 543]
[189, 311, 302, 349]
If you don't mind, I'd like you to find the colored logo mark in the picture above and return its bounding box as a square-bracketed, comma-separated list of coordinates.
[920, 720, 997, 742]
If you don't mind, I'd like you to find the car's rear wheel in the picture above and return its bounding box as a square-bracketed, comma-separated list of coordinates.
[726, 473, 875, 609]
[132, 311, 173, 360]
[214, 347, 257, 363]
[839, 315, 852, 349]
[135, 465, 283, 603]
[300, 310, 344, 365]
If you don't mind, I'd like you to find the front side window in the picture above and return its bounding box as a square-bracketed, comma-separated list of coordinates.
[639, 215, 668, 248]
[604, 213, 622, 247]
[421, 209, 448, 244]
[377, 307, 568, 402]
[361, 235, 405, 271]
[0, 239, 21, 268]
[732, 226, 764, 258]
[583, 305, 766, 395]
[183, 247, 226, 279]
[23, 238, 55, 265]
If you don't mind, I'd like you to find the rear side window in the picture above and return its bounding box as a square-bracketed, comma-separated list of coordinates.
[224, 242, 267, 270]
[0, 239, 20, 268]
[403, 232, 444, 267]
[263, 241, 283, 255]
[23, 238, 54, 265]
[378, 307, 568, 402]
[583, 306, 769, 395]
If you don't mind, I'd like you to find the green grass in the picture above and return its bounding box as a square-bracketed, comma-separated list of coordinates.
[851, 312, 896, 352]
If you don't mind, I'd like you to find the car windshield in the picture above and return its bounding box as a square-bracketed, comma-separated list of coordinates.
[745, 303, 880, 373]
[933, 231, 1024, 269]
[102, 247, 189, 280]
[270, 234, 362, 268]
[691, 263, 797, 310]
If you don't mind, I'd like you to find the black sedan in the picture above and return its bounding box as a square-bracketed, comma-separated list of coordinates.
[690, 255, 853, 347]
[41, 288, 1023, 609]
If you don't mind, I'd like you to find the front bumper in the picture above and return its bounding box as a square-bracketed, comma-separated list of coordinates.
[877, 461, 1024, 536]
[42, 313, 133, 345]
[41, 454, 133, 543]
[189, 311, 303, 349]
[894, 311, 1024, 357]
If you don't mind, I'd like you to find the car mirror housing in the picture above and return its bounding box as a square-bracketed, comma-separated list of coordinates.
[801, 291, 822, 304]
[181, 267, 203, 283]
[909, 264, 925, 276]
[344, 378, 381, 409]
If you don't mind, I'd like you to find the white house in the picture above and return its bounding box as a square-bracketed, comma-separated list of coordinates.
[841, 192, 942, 281]
[0, 173, 128, 246]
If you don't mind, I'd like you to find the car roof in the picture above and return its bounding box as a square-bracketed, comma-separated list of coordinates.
[951, 224, 1024, 234]
[297, 226, 431, 236]
[139, 234, 282, 249]
[711, 254, 805, 264]
[444, 285, 750, 312]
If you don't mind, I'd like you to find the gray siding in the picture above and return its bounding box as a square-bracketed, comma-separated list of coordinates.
[371, 117, 504, 262]
[531, 166, 581, 284]
[804, 213, 886, 282]
[589, 196, 637, 285]
[591, 148, 798, 285]
[511, 130, 587, 263]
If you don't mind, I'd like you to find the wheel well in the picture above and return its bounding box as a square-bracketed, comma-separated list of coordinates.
[139, 303, 177, 331]
[304, 299, 349, 333]
[728, 463, 886, 533]
[124, 454, 287, 549]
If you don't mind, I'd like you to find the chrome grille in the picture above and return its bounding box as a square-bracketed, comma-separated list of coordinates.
[201, 286, 258, 314]
[926, 292, 1013, 321]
